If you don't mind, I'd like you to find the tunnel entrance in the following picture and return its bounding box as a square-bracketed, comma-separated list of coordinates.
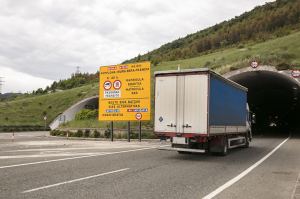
[229, 70, 300, 136]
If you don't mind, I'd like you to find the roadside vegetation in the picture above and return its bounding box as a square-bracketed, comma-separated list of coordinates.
[0, 84, 98, 129]
[50, 129, 157, 139]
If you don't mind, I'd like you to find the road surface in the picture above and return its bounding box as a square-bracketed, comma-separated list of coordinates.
[0, 132, 299, 199]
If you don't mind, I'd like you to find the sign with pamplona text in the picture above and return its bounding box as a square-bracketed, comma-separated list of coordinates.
[99, 62, 151, 121]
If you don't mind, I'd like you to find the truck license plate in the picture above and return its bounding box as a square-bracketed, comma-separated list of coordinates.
[172, 137, 187, 144]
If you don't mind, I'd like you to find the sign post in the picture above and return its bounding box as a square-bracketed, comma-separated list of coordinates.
[43, 116, 47, 137]
[139, 121, 142, 142]
[99, 62, 151, 141]
[127, 121, 131, 142]
[110, 121, 114, 142]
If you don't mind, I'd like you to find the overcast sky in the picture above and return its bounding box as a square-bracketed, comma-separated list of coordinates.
[0, 0, 274, 93]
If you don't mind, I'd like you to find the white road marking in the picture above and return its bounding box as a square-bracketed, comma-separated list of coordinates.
[0, 146, 168, 169]
[0, 152, 104, 159]
[22, 168, 129, 193]
[202, 137, 290, 199]
[4, 145, 151, 152]
[291, 172, 300, 199]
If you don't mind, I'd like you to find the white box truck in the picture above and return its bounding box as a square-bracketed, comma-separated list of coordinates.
[154, 68, 252, 155]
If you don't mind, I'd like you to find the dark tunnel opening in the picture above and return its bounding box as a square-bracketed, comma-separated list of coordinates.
[229, 71, 300, 136]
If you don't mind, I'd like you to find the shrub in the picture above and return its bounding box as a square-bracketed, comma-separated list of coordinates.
[104, 128, 110, 138]
[60, 131, 67, 136]
[276, 63, 290, 70]
[75, 109, 98, 120]
[84, 129, 90, 137]
[74, 129, 83, 137]
[130, 132, 138, 139]
[50, 130, 60, 136]
[93, 130, 100, 138]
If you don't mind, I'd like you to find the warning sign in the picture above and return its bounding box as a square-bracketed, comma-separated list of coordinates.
[99, 62, 151, 121]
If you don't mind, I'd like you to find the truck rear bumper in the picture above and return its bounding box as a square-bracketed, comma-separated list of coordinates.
[158, 146, 206, 153]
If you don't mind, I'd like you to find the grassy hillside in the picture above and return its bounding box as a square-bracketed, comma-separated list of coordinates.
[127, 0, 300, 64]
[0, 83, 98, 128]
[155, 30, 300, 73]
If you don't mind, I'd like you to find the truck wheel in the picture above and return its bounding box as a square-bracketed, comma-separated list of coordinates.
[220, 140, 228, 156]
[243, 134, 250, 148]
[209, 136, 228, 156]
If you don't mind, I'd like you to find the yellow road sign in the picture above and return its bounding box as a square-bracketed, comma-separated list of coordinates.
[99, 61, 151, 121]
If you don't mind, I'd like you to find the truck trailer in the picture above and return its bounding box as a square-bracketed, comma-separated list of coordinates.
[154, 68, 252, 155]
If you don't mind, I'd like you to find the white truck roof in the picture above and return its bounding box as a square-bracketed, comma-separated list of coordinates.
[154, 68, 248, 92]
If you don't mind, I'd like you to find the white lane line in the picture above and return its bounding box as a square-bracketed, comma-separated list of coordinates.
[4, 146, 144, 152]
[202, 137, 290, 199]
[0, 146, 168, 170]
[22, 168, 129, 193]
[0, 153, 104, 159]
[291, 172, 300, 199]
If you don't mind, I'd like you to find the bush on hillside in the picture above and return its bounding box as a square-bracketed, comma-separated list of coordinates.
[75, 109, 98, 120]
[93, 130, 100, 138]
[74, 129, 83, 137]
[84, 129, 90, 137]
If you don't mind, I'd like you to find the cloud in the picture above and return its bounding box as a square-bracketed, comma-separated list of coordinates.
[0, 66, 52, 93]
[0, 0, 274, 92]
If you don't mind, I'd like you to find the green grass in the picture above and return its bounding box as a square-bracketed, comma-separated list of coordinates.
[154, 30, 300, 74]
[2, 30, 300, 129]
[0, 83, 99, 126]
[60, 120, 153, 129]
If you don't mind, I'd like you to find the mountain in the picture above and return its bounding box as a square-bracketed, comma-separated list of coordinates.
[126, 0, 300, 65]
[0, 93, 22, 101]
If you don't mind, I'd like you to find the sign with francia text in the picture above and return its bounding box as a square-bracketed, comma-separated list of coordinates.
[99, 62, 151, 121]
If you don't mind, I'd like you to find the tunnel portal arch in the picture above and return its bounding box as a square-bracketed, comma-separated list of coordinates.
[224, 66, 300, 135]
[49, 96, 99, 129]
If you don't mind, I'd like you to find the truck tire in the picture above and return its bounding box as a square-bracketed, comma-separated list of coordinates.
[210, 136, 228, 156]
[243, 133, 250, 148]
[220, 139, 228, 156]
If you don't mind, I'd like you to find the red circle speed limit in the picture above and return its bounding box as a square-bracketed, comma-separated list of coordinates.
[113, 80, 122, 90]
[292, 70, 300, 78]
[103, 81, 112, 90]
[135, 113, 142, 120]
[250, 61, 259, 68]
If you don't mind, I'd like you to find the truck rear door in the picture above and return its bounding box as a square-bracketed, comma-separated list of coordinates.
[154, 76, 177, 133]
[155, 74, 208, 135]
[183, 74, 208, 134]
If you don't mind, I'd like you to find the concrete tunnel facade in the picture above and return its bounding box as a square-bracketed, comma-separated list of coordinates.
[51, 65, 300, 136]
[224, 66, 300, 135]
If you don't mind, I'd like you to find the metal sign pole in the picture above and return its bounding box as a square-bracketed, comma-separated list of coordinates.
[110, 121, 114, 142]
[127, 121, 130, 142]
[139, 121, 142, 142]
[44, 116, 47, 137]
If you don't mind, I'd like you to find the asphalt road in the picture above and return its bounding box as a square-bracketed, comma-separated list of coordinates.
[0, 132, 299, 199]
